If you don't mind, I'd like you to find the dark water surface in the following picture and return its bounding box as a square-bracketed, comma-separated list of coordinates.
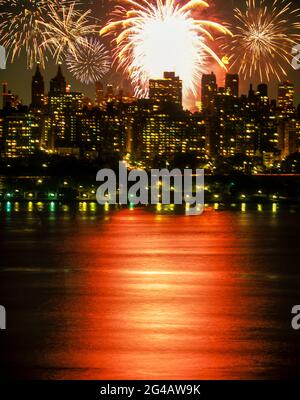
[0, 203, 300, 379]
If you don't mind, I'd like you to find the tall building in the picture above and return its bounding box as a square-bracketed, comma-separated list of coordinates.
[3, 112, 40, 158]
[106, 84, 114, 102]
[225, 74, 239, 97]
[50, 64, 66, 94]
[201, 72, 217, 111]
[257, 83, 268, 98]
[149, 72, 182, 106]
[248, 83, 256, 101]
[278, 81, 294, 116]
[257, 83, 269, 108]
[31, 64, 45, 109]
[277, 120, 299, 158]
[48, 91, 83, 147]
[2, 83, 20, 109]
[95, 82, 105, 109]
[2, 82, 8, 108]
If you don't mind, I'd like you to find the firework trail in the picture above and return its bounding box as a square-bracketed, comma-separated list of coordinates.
[0, 0, 55, 68]
[224, 0, 300, 81]
[100, 0, 231, 100]
[66, 37, 111, 84]
[0, 1, 95, 68]
[40, 2, 96, 64]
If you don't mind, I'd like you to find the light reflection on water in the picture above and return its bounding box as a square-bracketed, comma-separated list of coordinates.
[0, 206, 300, 379]
[0, 201, 290, 215]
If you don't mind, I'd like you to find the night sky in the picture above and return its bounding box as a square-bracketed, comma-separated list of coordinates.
[1, 0, 300, 106]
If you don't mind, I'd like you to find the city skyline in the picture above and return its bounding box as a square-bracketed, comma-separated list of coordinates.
[2, 61, 300, 109]
[2, 0, 300, 387]
[1, 62, 299, 175]
[1, 0, 300, 106]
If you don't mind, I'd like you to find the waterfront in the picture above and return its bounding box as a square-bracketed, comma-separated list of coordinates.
[0, 205, 300, 379]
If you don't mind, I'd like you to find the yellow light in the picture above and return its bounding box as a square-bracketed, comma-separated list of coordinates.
[221, 55, 230, 65]
[90, 202, 97, 212]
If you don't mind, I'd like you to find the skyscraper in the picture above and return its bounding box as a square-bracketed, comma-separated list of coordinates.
[2, 82, 9, 108]
[3, 112, 40, 158]
[278, 120, 299, 158]
[50, 64, 66, 94]
[278, 81, 294, 116]
[149, 72, 182, 106]
[2, 83, 20, 109]
[95, 82, 104, 109]
[248, 83, 255, 101]
[225, 74, 239, 97]
[257, 83, 268, 98]
[31, 64, 45, 109]
[201, 72, 217, 110]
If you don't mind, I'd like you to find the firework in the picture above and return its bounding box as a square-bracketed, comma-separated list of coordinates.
[41, 2, 96, 63]
[100, 0, 231, 100]
[225, 0, 300, 81]
[0, 0, 84, 68]
[0, 0, 53, 68]
[66, 37, 111, 84]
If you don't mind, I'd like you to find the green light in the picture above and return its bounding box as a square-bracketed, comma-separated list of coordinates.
[6, 201, 11, 213]
[50, 202, 56, 212]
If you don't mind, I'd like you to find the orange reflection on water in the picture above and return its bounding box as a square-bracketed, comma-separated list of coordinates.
[42, 209, 279, 379]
